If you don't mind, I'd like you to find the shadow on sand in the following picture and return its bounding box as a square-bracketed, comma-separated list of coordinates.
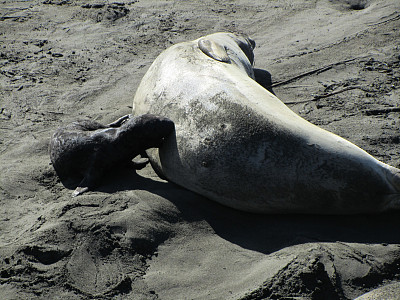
[93, 166, 400, 255]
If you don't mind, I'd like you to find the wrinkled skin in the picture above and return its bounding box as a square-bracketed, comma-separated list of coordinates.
[50, 114, 174, 196]
[133, 32, 400, 214]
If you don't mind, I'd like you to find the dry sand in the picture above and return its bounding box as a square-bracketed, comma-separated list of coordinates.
[1, 0, 400, 299]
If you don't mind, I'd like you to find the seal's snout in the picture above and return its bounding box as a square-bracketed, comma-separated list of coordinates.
[140, 114, 175, 148]
[141, 114, 174, 137]
[159, 117, 175, 135]
[153, 117, 175, 146]
[120, 114, 174, 148]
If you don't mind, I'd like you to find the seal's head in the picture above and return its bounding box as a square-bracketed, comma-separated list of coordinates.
[231, 33, 256, 65]
[198, 32, 256, 77]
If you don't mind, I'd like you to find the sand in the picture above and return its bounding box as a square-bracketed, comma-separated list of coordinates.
[1, 0, 400, 299]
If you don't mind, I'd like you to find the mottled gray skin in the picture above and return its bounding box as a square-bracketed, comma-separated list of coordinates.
[133, 32, 400, 214]
[50, 114, 174, 196]
[355, 282, 400, 300]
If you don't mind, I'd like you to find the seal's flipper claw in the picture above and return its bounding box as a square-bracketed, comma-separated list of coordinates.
[72, 172, 96, 197]
[107, 114, 131, 128]
[72, 186, 89, 197]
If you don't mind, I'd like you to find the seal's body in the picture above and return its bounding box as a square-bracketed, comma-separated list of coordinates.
[133, 32, 400, 214]
[50, 114, 174, 196]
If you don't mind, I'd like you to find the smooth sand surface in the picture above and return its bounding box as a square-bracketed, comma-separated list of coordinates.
[1, 0, 400, 299]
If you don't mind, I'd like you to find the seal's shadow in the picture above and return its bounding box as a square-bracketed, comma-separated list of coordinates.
[96, 166, 400, 255]
[254, 68, 275, 95]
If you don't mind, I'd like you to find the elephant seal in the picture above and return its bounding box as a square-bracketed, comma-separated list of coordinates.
[50, 114, 174, 197]
[355, 282, 400, 300]
[133, 32, 400, 214]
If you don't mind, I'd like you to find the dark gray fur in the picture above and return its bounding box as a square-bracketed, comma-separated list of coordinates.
[50, 114, 174, 196]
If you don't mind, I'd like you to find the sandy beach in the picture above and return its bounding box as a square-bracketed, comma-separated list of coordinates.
[1, 0, 400, 299]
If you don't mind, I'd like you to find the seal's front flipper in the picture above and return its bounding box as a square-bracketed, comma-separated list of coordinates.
[198, 38, 230, 63]
[72, 186, 89, 197]
[72, 175, 93, 197]
[71, 154, 104, 197]
[107, 114, 131, 128]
